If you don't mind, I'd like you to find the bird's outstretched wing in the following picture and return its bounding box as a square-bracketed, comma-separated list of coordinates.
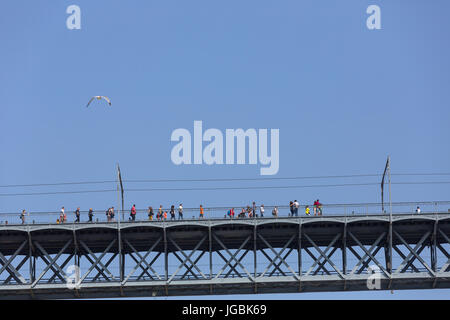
[86, 96, 96, 108]
[101, 96, 112, 106]
[86, 95, 111, 107]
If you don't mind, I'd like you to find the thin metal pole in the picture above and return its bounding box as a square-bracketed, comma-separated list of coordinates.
[343, 223, 347, 275]
[254, 224, 257, 293]
[388, 220, 393, 274]
[209, 225, 213, 295]
[209, 225, 212, 280]
[298, 222, 302, 280]
[388, 156, 392, 219]
[116, 164, 123, 282]
[432, 220, 437, 272]
[164, 227, 168, 281]
[28, 227, 33, 284]
[254, 224, 257, 277]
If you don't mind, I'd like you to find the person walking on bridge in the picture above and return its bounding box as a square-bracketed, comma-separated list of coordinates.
[158, 205, 163, 221]
[289, 201, 294, 217]
[20, 209, 26, 224]
[148, 206, 154, 221]
[110, 207, 115, 221]
[252, 202, 257, 218]
[260, 204, 265, 218]
[272, 206, 279, 217]
[88, 208, 94, 222]
[178, 204, 183, 220]
[60, 207, 66, 223]
[199, 205, 205, 219]
[74, 207, 80, 223]
[170, 205, 176, 220]
[305, 205, 310, 216]
[314, 200, 323, 216]
[130, 204, 137, 221]
[293, 200, 300, 217]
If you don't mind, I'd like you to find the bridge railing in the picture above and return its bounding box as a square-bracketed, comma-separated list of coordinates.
[1, 201, 449, 226]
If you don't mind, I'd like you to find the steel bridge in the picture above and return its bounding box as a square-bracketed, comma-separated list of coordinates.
[0, 212, 449, 299]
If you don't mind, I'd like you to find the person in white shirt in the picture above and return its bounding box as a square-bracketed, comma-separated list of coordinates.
[416, 206, 421, 214]
[272, 206, 278, 217]
[294, 200, 300, 217]
[260, 204, 265, 218]
[178, 204, 183, 220]
[60, 207, 65, 223]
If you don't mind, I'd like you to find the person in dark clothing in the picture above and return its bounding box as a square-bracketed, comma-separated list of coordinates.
[170, 205, 176, 220]
[88, 208, 94, 222]
[20, 210, 26, 224]
[74, 207, 80, 223]
[148, 206, 154, 220]
[252, 202, 257, 218]
[110, 207, 115, 221]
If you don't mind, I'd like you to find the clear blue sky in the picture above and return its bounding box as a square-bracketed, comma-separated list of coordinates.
[1, 0, 449, 299]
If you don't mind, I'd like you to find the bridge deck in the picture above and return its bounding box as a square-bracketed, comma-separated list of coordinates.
[0, 213, 449, 299]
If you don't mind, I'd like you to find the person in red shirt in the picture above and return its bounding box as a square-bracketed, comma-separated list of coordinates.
[130, 204, 137, 221]
[314, 199, 322, 216]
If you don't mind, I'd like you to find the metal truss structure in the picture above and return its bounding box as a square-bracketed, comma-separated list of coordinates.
[0, 213, 449, 299]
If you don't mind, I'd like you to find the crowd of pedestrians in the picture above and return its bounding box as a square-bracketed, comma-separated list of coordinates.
[14, 199, 326, 224]
[1, 202, 440, 226]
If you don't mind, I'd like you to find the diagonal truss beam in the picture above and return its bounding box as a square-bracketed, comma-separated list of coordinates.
[349, 232, 385, 276]
[0, 240, 27, 284]
[258, 233, 299, 279]
[304, 247, 331, 275]
[122, 237, 162, 284]
[79, 239, 117, 283]
[223, 249, 250, 278]
[392, 245, 420, 273]
[437, 229, 450, 274]
[3, 255, 29, 285]
[348, 231, 390, 278]
[47, 253, 74, 283]
[312, 246, 338, 276]
[270, 247, 296, 277]
[136, 252, 162, 281]
[168, 235, 208, 283]
[304, 233, 344, 279]
[213, 233, 254, 281]
[304, 233, 342, 278]
[216, 249, 250, 278]
[91, 253, 118, 282]
[393, 230, 434, 276]
[352, 245, 383, 275]
[180, 250, 207, 280]
[32, 239, 72, 287]
[398, 243, 427, 273]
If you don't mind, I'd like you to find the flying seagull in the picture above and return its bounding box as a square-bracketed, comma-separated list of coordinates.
[86, 96, 112, 108]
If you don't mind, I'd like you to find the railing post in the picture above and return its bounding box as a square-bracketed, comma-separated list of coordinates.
[209, 224, 212, 280]
[164, 225, 168, 282]
[343, 222, 347, 275]
[253, 220, 257, 280]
